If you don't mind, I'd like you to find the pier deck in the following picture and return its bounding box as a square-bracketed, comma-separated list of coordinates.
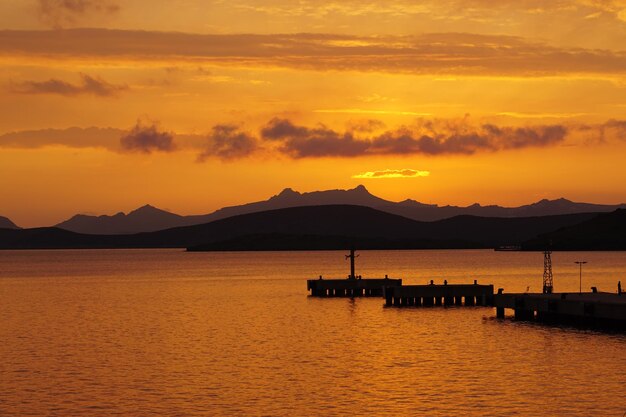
[494, 292, 626, 328]
[384, 283, 494, 307]
[307, 277, 402, 297]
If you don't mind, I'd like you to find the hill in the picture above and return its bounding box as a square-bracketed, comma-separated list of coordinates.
[185, 184, 390, 224]
[54, 185, 626, 235]
[522, 209, 626, 250]
[171, 186, 626, 224]
[1, 205, 599, 250]
[55, 205, 188, 234]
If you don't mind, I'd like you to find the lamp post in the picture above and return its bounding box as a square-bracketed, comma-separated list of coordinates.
[574, 261, 587, 293]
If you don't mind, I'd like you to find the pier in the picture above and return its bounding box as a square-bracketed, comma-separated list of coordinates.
[493, 292, 626, 328]
[305, 248, 626, 330]
[307, 276, 402, 297]
[307, 249, 401, 297]
[384, 281, 494, 307]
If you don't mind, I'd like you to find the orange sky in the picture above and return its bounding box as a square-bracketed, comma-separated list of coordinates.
[1, 0, 626, 227]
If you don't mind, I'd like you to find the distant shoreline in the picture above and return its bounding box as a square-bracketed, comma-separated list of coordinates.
[1, 205, 624, 251]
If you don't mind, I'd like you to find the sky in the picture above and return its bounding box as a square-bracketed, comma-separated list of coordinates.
[1, 0, 626, 227]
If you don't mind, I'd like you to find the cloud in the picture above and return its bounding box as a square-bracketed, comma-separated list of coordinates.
[261, 118, 311, 141]
[0, 127, 124, 150]
[604, 119, 626, 139]
[261, 118, 568, 157]
[481, 125, 568, 149]
[120, 121, 176, 154]
[2, 29, 626, 77]
[11, 74, 127, 97]
[369, 129, 495, 155]
[231, 0, 608, 19]
[2, 118, 624, 159]
[352, 169, 430, 179]
[197, 125, 258, 161]
[38, 0, 119, 27]
[236, 0, 626, 26]
[578, 118, 626, 142]
[0, 126, 205, 152]
[261, 118, 369, 157]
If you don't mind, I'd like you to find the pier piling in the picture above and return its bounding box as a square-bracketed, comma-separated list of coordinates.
[493, 292, 626, 329]
[383, 283, 494, 308]
[308, 277, 402, 298]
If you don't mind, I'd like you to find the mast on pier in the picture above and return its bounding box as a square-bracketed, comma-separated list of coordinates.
[543, 250, 554, 294]
[346, 248, 359, 280]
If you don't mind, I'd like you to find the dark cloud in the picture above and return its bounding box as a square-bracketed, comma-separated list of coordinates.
[1, 29, 626, 76]
[120, 122, 176, 154]
[261, 118, 568, 157]
[11, 74, 127, 97]
[480, 124, 567, 149]
[261, 118, 369, 158]
[261, 118, 310, 140]
[603, 119, 626, 141]
[197, 125, 258, 161]
[572, 119, 626, 143]
[371, 130, 494, 155]
[4, 118, 623, 159]
[38, 0, 119, 27]
[374, 124, 568, 155]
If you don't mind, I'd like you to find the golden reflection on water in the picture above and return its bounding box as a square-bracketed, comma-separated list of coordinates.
[1, 249, 625, 416]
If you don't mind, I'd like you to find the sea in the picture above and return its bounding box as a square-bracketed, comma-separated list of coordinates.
[1, 249, 625, 416]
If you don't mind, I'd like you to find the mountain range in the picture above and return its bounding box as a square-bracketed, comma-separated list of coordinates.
[48, 185, 626, 235]
[0, 205, 602, 250]
[55, 204, 187, 235]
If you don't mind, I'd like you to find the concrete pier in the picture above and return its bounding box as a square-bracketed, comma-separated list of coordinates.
[307, 277, 402, 297]
[384, 283, 494, 307]
[493, 292, 626, 329]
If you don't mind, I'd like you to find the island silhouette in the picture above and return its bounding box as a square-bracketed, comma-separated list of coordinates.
[31, 185, 626, 235]
[1, 204, 620, 250]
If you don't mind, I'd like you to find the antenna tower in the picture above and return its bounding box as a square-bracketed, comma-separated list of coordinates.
[542, 250, 554, 294]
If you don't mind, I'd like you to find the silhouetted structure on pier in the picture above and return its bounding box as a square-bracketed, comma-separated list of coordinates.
[346, 248, 358, 280]
[384, 281, 494, 307]
[308, 276, 402, 297]
[494, 292, 626, 329]
[307, 249, 402, 297]
[542, 250, 554, 294]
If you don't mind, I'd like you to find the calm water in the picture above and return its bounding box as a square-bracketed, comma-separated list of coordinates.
[1, 249, 625, 416]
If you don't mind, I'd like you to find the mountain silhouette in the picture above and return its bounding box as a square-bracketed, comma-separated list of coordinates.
[56, 204, 188, 234]
[378, 196, 626, 221]
[2, 205, 598, 250]
[184, 184, 391, 225]
[522, 208, 626, 250]
[0, 216, 19, 229]
[53, 185, 626, 235]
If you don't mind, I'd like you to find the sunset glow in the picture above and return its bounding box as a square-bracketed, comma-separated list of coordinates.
[2, 0, 626, 226]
